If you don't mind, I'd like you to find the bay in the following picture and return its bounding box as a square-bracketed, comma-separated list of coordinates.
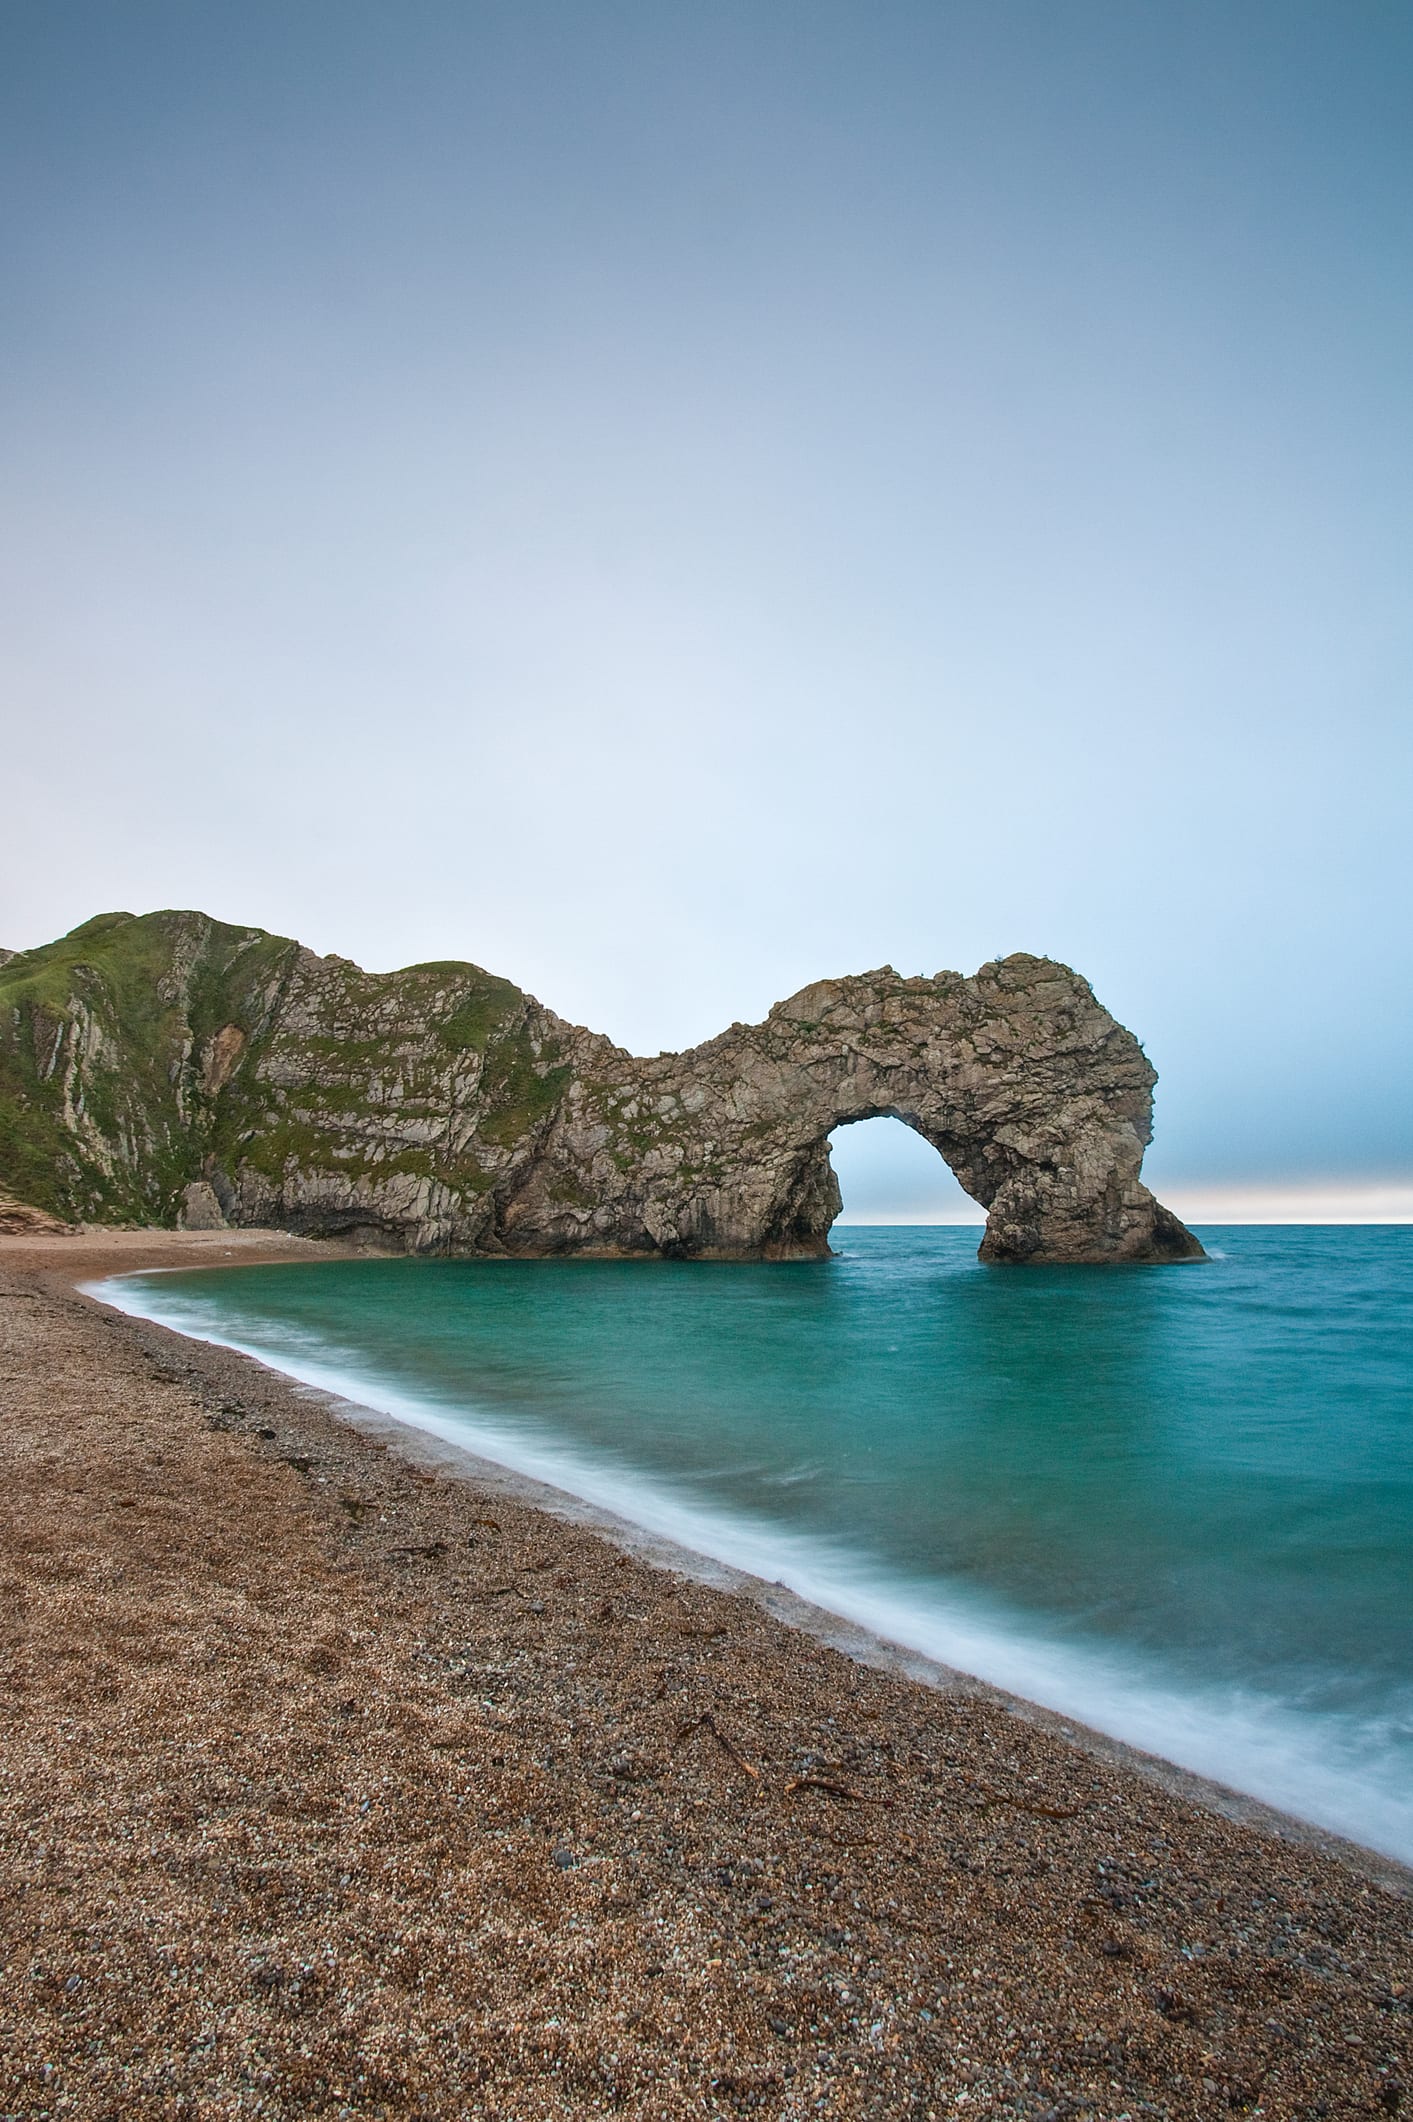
[98, 1226, 1413, 1863]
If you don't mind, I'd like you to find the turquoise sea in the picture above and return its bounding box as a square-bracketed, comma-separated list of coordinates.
[97, 1226, 1413, 1864]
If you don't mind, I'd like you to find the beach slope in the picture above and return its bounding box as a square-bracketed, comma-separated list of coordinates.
[1, 1233, 1407, 2119]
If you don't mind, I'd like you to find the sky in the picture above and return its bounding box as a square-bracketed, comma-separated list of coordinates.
[3, 2, 1410, 1220]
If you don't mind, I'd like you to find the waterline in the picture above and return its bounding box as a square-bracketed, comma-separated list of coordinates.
[89, 1229, 1413, 1864]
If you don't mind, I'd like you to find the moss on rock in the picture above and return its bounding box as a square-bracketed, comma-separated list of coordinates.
[0, 909, 1201, 1263]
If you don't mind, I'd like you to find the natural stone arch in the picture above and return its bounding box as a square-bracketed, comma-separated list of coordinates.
[497, 954, 1203, 1264]
[0, 910, 1200, 1264]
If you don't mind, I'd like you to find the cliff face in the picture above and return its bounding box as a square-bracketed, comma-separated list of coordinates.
[0, 911, 1202, 1264]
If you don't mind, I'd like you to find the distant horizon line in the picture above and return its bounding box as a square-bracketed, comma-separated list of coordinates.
[838, 1180, 1413, 1228]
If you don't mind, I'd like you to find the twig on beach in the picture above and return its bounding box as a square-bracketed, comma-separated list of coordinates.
[465, 1583, 516, 1601]
[672, 1622, 728, 1639]
[783, 1775, 892, 1807]
[964, 1784, 1086, 1822]
[647, 1662, 684, 1703]
[674, 1712, 760, 1781]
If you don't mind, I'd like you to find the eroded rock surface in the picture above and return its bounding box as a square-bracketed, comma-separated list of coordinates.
[0, 911, 1201, 1263]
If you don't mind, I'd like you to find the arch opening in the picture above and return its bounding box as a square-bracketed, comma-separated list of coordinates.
[827, 1115, 985, 1230]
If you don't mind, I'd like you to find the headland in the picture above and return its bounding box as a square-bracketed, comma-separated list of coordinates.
[0, 909, 1202, 1265]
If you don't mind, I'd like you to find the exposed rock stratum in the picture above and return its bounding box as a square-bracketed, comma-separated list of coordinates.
[0, 911, 1202, 1263]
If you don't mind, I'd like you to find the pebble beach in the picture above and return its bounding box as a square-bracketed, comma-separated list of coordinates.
[1, 1231, 1409, 2120]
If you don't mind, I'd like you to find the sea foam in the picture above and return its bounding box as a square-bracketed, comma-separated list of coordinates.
[89, 1256, 1413, 1867]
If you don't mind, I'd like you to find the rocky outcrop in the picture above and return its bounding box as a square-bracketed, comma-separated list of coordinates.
[0, 1189, 74, 1236]
[0, 911, 1202, 1264]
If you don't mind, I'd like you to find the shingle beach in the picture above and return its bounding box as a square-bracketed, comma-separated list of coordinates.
[2, 1233, 1408, 2120]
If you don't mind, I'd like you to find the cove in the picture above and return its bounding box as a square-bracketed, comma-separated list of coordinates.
[96, 1225, 1413, 1863]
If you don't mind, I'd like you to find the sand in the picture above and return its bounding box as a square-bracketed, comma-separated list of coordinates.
[0, 1230, 1408, 2121]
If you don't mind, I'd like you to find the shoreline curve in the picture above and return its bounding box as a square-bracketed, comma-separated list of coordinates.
[78, 1233, 1413, 1888]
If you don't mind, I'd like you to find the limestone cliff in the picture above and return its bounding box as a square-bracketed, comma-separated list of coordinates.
[0, 910, 1201, 1264]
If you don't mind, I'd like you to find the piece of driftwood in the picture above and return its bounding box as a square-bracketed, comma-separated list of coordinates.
[674, 1712, 760, 1781]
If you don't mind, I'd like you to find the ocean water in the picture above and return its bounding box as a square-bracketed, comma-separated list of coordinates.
[95, 1227, 1413, 1864]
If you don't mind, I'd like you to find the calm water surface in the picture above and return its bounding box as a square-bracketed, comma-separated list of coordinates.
[99, 1227, 1413, 1861]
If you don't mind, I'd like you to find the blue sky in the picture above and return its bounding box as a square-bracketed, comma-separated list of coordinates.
[3, 2, 1410, 1215]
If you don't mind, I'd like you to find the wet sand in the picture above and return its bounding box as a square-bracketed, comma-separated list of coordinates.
[1, 1231, 1409, 2120]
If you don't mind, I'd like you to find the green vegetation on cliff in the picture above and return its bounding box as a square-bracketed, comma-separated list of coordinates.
[0, 910, 562, 1230]
[0, 906, 1199, 1263]
[0, 912, 297, 1222]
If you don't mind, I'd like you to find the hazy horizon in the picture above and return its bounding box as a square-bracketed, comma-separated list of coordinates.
[4, 3, 1410, 1213]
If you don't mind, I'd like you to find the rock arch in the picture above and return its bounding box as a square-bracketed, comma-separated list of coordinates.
[498, 954, 1203, 1264]
[0, 911, 1201, 1263]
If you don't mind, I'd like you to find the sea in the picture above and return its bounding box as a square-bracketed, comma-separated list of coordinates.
[93, 1225, 1413, 1866]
